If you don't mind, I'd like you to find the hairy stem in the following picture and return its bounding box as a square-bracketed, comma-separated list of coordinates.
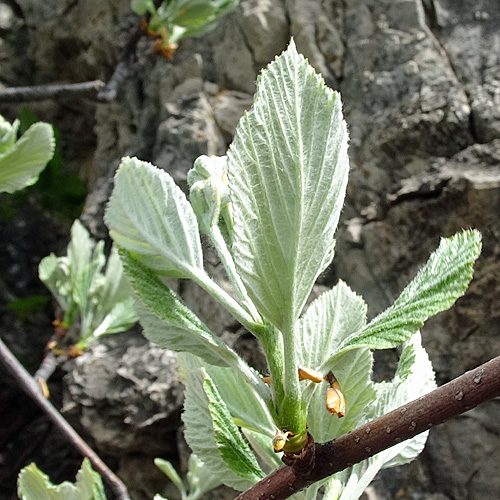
[209, 224, 261, 322]
[237, 354, 500, 500]
[0, 337, 131, 500]
[279, 318, 307, 447]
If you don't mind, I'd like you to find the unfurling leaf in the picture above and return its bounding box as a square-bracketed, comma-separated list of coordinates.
[18, 458, 106, 500]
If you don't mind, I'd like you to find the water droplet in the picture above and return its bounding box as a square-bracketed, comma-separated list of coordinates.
[474, 370, 484, 384]
[354, 436, 360, 443]
[400, 407, 407, 415]
[386, 427, 391, 434]
[408, 421, 417, 431]
[455, 391, 464, 401]
[365, 446, 372, 453]
[394, 437, 401, 443]
[365, 426, 371, 434]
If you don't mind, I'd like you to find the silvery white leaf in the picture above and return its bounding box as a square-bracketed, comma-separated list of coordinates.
[227, 40, 349, 330]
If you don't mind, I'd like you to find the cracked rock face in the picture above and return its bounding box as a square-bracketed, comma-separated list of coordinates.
[63, 330, 183, 456]
[1, 1, 499, 499]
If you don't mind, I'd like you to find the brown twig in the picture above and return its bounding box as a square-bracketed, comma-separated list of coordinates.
[0, 1, 165, 104]
[237, 355, 500, 500]
[0, 337, 131, 500]
[0, 80, 106, 102]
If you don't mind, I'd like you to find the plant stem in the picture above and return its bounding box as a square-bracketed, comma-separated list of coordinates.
[209, 224, 261, 322]
[0, 337, 131, 500]
[279, 319, 307, 446]
[236, 354, 500, 500]
[194, 271, 265, 339]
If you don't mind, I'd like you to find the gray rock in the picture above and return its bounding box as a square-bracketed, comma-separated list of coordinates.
[63, 330, 183, 456]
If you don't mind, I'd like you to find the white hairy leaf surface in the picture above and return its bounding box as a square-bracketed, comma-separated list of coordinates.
[305, 348, 375, 443]
[180, 354, 261, 491]
[227, 40, 349, 330]
[105, 156, 204, 277]
[298, 281, 367, 369]
[203, 373, 265, 482]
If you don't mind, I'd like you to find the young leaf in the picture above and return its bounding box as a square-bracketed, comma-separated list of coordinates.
[180, 355, 260, 491]
[154, 458, 186, 499]
[338, 230, 482, 351]
[185, 453, 223, 500]
[203, 372, 265, 483]
[298, 281, 367, 369]
[0, 120, 55, 194]
[105, 156, 204, 278]
[227, 39, 349, 330]
[17, 458, 106, 500]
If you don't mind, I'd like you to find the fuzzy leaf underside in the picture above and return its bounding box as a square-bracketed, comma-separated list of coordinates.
[305, 348, 375, 443]
[227, 40, 349, 330]
[105, 156, 204, 277]
[299, 281, 367, 370]
[339, 230, 482, 351]
[0, 122, 55, 193]
[337, 332, 436, 500]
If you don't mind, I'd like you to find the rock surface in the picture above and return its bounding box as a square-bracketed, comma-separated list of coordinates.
[1, 0, 499, 499]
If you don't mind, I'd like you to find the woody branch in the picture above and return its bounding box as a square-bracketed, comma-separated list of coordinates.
[237, 354, 500, 500]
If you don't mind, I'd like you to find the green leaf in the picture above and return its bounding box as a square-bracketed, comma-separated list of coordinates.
[185, 453, 223, 500]
[200, 359, 275, 437]
[180, 356, 276, 478]
[121, 250, 266, 392]
[180, 355, 258, 491]
[39, 253, 72, 312]
[203, 372, 265, 482]
[338, 230, 482, 351]
[131, 0, 156, 16]
[77, 297, 138, 349]
[105, 156, 204, 278]
[0, 115, 20, 153]
[67, 220, 95, 286]
[227, 39, 349, 330]
[17, 458, 106, 500]
[0, 121, 55, 193]
[154, 458, 186, 498]
[7, 295, 49, 320]
[298, 281, 367, 369]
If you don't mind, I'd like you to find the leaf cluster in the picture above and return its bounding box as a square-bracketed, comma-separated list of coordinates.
[39, 220, 138, 349]
[17, 459, 106, 500]
[131, 0, 239, 46]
